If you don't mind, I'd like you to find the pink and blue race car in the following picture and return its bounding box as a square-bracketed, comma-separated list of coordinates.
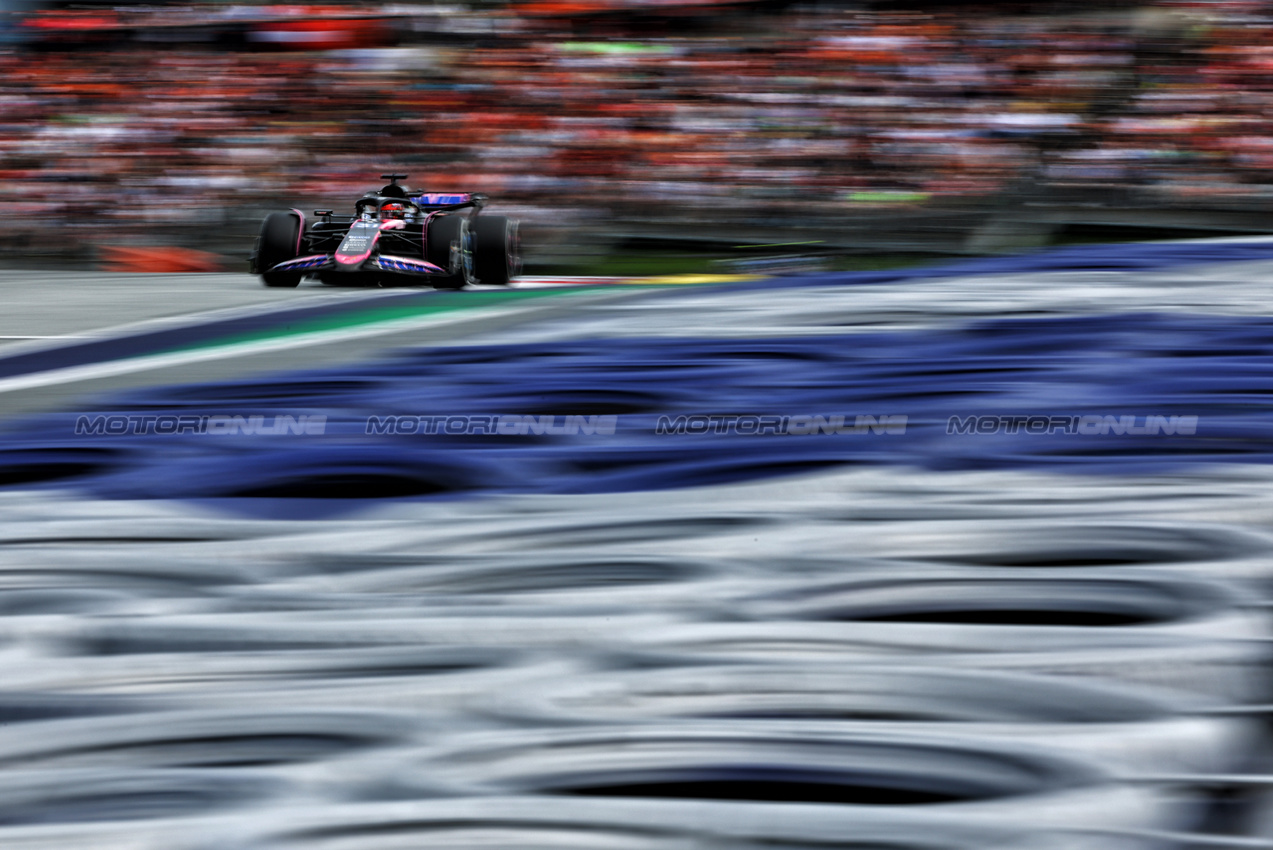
[249, 174, 520, 289]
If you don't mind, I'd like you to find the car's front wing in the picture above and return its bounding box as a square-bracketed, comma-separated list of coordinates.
[267, 254, 449, 277]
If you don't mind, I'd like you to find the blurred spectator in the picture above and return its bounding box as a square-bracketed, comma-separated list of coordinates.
[1, 0, 1271, 263]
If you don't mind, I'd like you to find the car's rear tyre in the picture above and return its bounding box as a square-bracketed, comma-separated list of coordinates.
[257, 212, 303, 288]
[425, 214, 472, 290]
[472, 215, 520, 286]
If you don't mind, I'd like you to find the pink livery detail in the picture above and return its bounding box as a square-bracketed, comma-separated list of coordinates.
[335, 222, 379, 267]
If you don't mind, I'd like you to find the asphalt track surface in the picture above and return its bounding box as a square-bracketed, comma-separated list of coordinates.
[0, 254, 1272, 849]
[0, 272, 641, 417]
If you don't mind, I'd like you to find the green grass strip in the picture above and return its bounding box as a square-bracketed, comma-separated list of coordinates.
[162, 286, 581, 358]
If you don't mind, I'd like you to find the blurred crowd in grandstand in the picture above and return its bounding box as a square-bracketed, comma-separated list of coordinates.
[1, 0, 1272, 263]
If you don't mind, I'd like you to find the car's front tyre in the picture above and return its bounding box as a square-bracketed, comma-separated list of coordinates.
[425, 214, 472, 290]
[256, 212, 303, 288]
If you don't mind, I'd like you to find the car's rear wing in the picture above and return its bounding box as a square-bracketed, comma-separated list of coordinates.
[409, 192, 488, 211]
[311, 190, 491, 224]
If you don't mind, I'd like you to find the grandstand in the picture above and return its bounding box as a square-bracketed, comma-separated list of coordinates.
[1, 0, 1270, 267]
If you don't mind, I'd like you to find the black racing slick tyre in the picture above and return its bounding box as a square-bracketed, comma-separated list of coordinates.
[257, 212, 302, 288]
[425, 213, 472, 290]
[472, 215, 520, 286]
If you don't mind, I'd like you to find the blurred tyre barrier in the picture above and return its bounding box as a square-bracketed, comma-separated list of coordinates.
[0, 499, 1264, 845]
[864, 521, 1273, 585]
[0, 637, 570, 720]
[0, 708, 450, 840]
[274, 552, 728, 606]
[235, 798, 1152, 850]
[735, 570, 1253, 642]
[1244, 787, 1273, 845]
[690, 521, 1269, 588]
[0, 690, 153, 724]
[483, 663, 1253, 776]
[623, 572, 1268, 700]
[0, 817, 256, 850]
[3, 608, 682, 674]
[242, 800, 1164, 850]
[0, 767, 279, 828]
[0, 709, 416, 772]
[384, 724, 1176, 842]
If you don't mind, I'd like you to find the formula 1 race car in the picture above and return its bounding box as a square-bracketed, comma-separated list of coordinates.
[249, 174, 520, 288]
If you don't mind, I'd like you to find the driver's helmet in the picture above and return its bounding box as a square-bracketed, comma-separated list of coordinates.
[380, 202, 407, 220]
